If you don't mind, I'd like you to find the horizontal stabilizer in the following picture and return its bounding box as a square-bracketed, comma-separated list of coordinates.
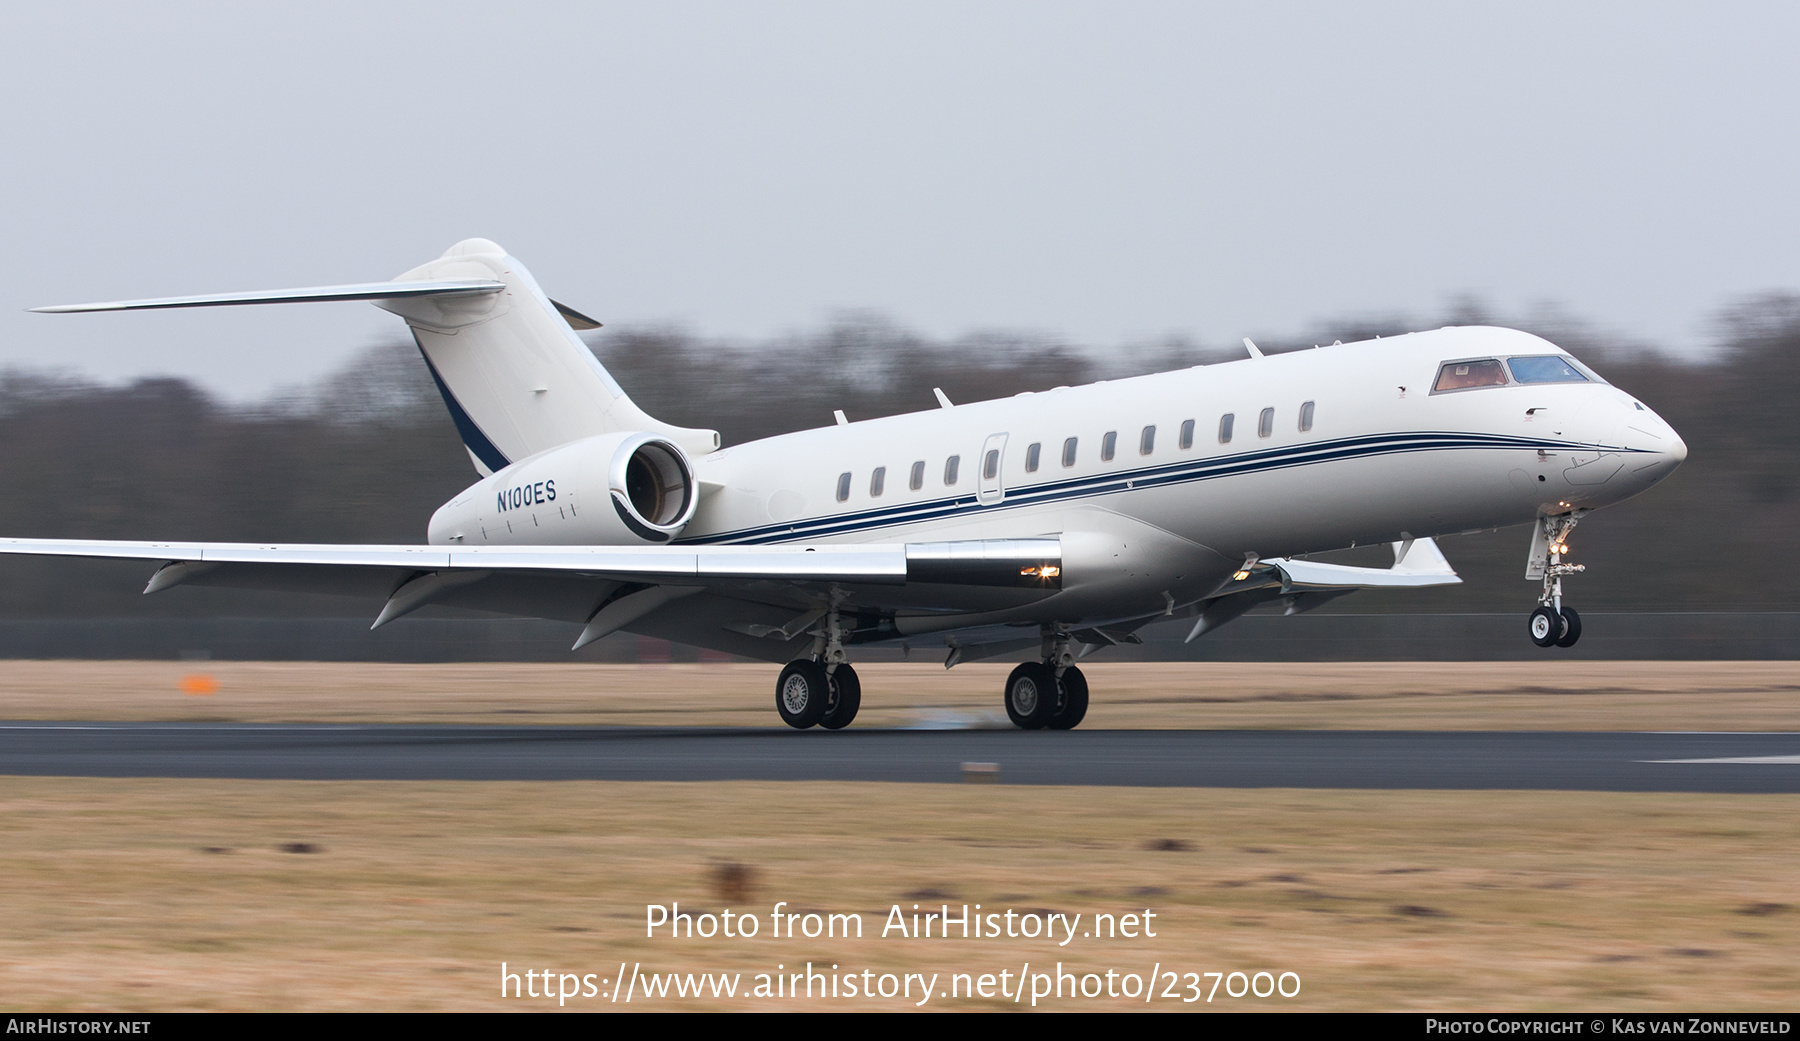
[29, 280, 506, 314]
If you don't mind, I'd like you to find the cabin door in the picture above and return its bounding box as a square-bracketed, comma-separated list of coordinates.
[977, 432, 1008, 505]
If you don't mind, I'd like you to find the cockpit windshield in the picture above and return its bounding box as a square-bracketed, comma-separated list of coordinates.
[1506, 355, 1590, 384]
[1433, 354, 1599, 393]
[1432, 359, 1508, 392]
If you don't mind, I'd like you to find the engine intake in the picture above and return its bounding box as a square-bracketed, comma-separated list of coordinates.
[428, 431, 697, 546]
[612, 438, 693, 541]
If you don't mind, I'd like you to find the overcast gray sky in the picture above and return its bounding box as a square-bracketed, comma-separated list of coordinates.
[3, 2, 1796, 399]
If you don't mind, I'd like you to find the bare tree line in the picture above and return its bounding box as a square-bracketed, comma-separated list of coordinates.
[0, 297, 1793, 617]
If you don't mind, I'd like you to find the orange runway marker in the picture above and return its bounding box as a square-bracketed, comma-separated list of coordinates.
[178, 674, 219, 697]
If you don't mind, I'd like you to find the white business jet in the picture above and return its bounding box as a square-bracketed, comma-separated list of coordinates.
[9, 239, 1686, 729]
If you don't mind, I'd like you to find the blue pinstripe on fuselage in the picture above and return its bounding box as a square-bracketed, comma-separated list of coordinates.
[682, 430, 1641, 546]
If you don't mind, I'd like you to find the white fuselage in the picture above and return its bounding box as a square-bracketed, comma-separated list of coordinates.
[427, 325, 1685, 633]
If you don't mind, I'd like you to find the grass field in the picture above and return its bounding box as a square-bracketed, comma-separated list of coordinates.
[1, 660, 1797, 1011]
[1, 779, 1795, 1011]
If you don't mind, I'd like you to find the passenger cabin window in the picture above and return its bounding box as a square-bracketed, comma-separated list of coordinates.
[1507, 356, 1590, 384]
[1179, 419, 1195, 450]
[1219, 413, 1235, 443]
[1299, 401, 1315, 432]
[1101, 431, 1117, 461]
[983, 449, 1000, 480]
[1062, 437, 1078, 467]
[909, 460, 925, 491]
[1433, 359, 1508, 392]
[1258, 408, 1274, 438]
[944, 455, 960, 485]
[836, 472, 852, 502]
[869, 466, 886, 497]
[1140, 425, 1155, 455]
[1025, 442, 1041, 472]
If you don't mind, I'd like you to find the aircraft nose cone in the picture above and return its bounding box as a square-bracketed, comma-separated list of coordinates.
[1626, 425, 1686, 491]
[1616, 411, 1685, 492]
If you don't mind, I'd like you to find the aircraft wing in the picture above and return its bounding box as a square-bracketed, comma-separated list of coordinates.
[0, 536, 1062, 649]
[1265, 535, 1462, 591]
[0, 537, 906, 579]
[0, 536, 1062, 583]
[1181, 537, 1460, 643]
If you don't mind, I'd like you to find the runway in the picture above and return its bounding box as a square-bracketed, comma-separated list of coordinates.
[3, 723, 1799, 791]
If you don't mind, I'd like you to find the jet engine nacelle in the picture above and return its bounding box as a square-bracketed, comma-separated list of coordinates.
[427, 431, 697, 546]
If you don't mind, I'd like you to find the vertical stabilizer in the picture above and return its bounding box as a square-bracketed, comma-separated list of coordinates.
[377, 239, 717, 475]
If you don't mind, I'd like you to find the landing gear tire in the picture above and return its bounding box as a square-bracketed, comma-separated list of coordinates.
[1528, 606, 1561, 648]
[819, 663, 861, 730]
[776, 659, 830, 729]
[1047, 665, 1088, 730]
[1554, 606, 1582, 648]
[1004, 662, 1057, 730]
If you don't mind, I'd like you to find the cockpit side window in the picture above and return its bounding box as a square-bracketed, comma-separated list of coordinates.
[1432, 358, 1508, 393]
[1507, 356, 1591, 385]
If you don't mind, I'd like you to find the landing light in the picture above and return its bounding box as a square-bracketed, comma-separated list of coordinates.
[1232, 569, 1251, 581]
[1021, 565, 1061, 579]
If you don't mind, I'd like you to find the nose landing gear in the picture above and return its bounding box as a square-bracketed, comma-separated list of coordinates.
[1527, 513, 1585, 649]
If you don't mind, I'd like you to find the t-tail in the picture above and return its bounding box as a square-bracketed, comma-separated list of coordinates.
[378, 239, 716, 473]
[30, 238, 719, 476]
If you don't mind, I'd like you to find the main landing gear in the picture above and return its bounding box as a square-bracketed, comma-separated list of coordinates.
[1527, 513, 1585, 649]
[775, 600, 861, 730]
[775, 659, 860, 730]
[1003, 627, 1089, 730]
[773, 610, 1094, 731]
[1004, 662, 1088, 729]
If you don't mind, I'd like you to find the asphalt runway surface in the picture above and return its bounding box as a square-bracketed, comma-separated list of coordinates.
[3, 723, 1799, 791]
